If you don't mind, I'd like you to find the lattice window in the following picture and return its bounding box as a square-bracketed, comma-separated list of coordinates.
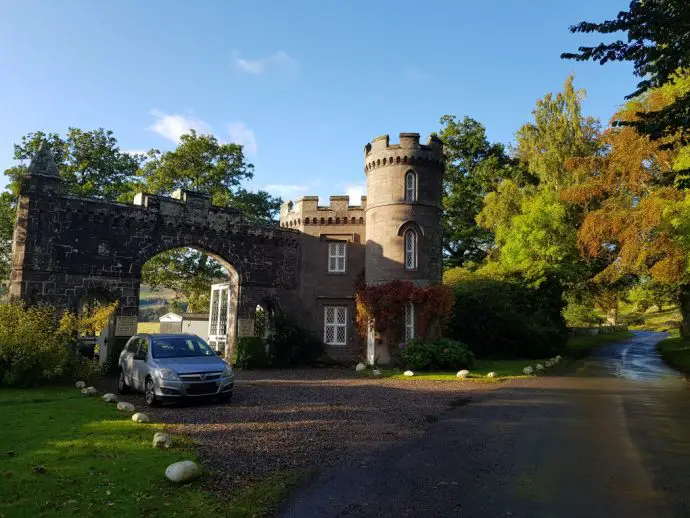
[209, 291, 220, 335]
[405, 302, 415, 341]
[328, 242, 346, 272]
[324, 306, 347, 345]
[404, 229, 417, 270]
[218, 288, 228, 335]
[405, 170, 416, 201]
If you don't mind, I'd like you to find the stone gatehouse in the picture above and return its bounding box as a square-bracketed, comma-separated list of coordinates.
[10, 132, 443, 364]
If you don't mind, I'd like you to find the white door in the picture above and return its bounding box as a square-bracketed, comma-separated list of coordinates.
[208, 283, 230, 354]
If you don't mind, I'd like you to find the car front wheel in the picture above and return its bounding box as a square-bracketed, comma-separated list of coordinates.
[144, 377, 159, 407]
[117, 370, 130, 394]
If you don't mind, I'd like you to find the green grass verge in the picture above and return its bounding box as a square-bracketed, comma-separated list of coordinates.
[0, 387, 300, 518]
[657, 332, 690, 375]
[563, 330, 633, 360]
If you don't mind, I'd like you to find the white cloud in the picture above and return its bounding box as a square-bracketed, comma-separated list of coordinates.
[345, 183, 366, 205]
[228, 122, 258, 155]
[263, 184, 309, 199]
[148, 110, 211, 143]
[232, 50, 298, 76]
[122, 149, 148, 156]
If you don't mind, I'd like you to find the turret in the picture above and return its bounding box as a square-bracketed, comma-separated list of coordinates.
[363, 133, 444, 286]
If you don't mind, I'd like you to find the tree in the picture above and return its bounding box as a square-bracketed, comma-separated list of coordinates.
[0, 192, 15, 293]
[514, 75, 600, 189]
[439, 115, 526, 267]
[138, 131, 282, 310]
[562, 0, 690, 145]
[571, 74, 690, 334]
[4, 128, 143, 199]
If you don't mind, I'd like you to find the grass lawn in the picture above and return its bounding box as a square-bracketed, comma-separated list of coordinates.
[563, 330, 633, 360]
[357, 331, 634, 382]
[656, 331, 690, 375]
[0, 387, 300, 518]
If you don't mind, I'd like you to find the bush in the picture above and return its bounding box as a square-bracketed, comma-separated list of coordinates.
[0, 303, 102, 386]
[236, 337, 268, 369]
[266, 313, 324, 367]
[399, 339, 435, 370]
[563, 302, 604, 327]
[443, 270, 567, 358]
[399, 338, 474, 371]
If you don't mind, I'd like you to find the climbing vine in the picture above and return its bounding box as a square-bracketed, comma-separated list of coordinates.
[355, 277, 454, 341]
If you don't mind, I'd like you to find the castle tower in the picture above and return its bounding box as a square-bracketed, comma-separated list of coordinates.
[363, 133, 444, 287]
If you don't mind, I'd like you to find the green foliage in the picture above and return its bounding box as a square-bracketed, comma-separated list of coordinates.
[236, 337, 269, 370]
[493, 190, 580, 284]
[562, 0, 690, 146]
[266, 313, 324, 367]
[562, 300, 604, 327]
[627, 277, 676, 312]
[439, 115, 528, 267]
[399, 338, 474, 371]
[0, 303, 102, 386]
[515, 75, 601, 189]
[4, 128, 143, 199]
[0, 191, 15, 289]
[444, 270, 567, 358]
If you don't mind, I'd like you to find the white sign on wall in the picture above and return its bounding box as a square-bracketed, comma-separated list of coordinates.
[115, 316, 138, 336]
[237, 319, 255, 337]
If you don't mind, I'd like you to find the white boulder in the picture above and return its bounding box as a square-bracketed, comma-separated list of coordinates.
[153, 432, 172, 449]
[165, 460, 201, 483]
[545, 360, 553, 368]
[75, 381, 86, 389]
[555, 355, 562, 363]
[355, 363, 366, 372]
[81, 386, 97, 396]
[456, 370, 470, 378]
[403, 370, 414, 377]
[536, 364, 544, 371]
[102, 393, 118, 403]
[372, 369, 381, 377]
[486, 372, 497, 378]
[522, 366, 534, 375]
[117, 402, 135, 412]
[132, 412, 150, 423]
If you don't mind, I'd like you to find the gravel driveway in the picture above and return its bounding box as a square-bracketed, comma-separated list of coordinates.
[103, 369, 499, 487]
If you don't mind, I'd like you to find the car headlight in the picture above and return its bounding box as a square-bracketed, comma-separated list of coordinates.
[222, 365, 233, 377]
[155, 368, 180, 381]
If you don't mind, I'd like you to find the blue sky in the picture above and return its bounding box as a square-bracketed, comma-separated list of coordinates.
[0, 0, 635, 205]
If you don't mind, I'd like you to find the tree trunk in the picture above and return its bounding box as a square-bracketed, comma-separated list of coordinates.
[678, 284, 690, 338]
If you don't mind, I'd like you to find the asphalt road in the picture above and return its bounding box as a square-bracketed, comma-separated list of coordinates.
[280, 331, 690, 517]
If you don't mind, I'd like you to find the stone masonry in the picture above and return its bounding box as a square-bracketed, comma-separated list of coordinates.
[12, 133, 443, 365]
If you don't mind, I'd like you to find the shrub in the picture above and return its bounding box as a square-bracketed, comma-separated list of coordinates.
[563, 302, 604, 327]
[399, 338, 474, 371]
[236, 337, 268, 369]
[0, 303, 102, 386]
[399, 339, 435, 370]
[266, 313, 324, 367]
[444, 270, 567, 358]
[433, 338, 475, 370]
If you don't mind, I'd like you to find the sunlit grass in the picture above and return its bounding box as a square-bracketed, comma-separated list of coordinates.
[0, 387, 300, 517]
[657, 332, 690, 375]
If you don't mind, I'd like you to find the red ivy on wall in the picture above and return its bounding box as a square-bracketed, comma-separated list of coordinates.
[355, 278, 454, 341]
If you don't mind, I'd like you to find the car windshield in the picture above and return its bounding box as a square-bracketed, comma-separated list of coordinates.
[151, 336, 216, 358]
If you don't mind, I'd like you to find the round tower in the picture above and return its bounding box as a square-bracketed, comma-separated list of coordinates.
[364, 133, 444, 287]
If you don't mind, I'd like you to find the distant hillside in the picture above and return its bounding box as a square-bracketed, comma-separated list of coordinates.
[138, 284, 186, 322]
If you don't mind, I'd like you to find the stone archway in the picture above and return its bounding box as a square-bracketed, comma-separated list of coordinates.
[10, 143, 301, 359]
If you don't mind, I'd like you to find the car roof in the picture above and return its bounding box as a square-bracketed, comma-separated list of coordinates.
[135, 333, 200, 339]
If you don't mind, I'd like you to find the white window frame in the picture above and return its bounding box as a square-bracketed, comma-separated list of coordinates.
[404, 229, 418, 270]
[405, 302, 415, 341]
[328, 241, 347, 273]
[405, 170, 417, 201]
[324, 306, 348, 346]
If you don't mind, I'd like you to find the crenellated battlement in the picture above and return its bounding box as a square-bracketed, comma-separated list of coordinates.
[363, 133, 444, 174]
[280, 195, 367, 228]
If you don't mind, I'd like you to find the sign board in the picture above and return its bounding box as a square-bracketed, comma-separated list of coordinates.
[237, 318, 255, 337]
[115, 316, 138, 337]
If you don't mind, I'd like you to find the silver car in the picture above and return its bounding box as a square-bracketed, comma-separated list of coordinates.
[117, 333, 234, 406]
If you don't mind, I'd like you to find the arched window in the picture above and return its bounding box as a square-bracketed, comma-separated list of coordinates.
[405, 302, 415, 341]
[404, 229, 417, 270]
[405, 170, 416, 201]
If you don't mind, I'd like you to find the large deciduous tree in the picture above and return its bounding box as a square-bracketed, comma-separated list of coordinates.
[439, 115, 526, 267]
[138, 131, 282, 311]
[562, 0, 690, 146]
